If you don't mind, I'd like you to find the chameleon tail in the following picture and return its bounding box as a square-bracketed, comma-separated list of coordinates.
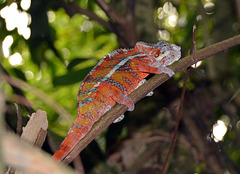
[52, 115, 94, 163]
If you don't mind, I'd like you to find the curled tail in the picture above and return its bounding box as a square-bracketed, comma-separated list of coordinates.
[52, 116, 94, 163]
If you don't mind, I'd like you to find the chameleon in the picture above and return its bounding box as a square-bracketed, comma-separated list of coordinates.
[52, 41, 181, 162]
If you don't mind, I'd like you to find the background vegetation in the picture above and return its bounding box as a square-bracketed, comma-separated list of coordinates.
[1, 0, 240, 173]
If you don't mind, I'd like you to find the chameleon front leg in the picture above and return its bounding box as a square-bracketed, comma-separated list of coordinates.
[139, 64, 175, 77]
[101, 81, 135, 111]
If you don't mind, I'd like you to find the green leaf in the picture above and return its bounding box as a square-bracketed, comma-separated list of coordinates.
[67, 58, 93, 71]
[53, 66, 94, 86]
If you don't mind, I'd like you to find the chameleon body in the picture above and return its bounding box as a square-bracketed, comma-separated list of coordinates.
[52, 41, 181, 162]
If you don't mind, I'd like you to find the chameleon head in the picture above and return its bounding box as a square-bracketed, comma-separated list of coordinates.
[135, 41, 181, 66]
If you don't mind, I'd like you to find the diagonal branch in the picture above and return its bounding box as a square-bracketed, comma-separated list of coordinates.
[61, 34, 240, 164]
[3, 75, 73, 124]
[94, 0, 124, 24]
[126, 0, 136, 15]
[57, 0, 130, 47]
[57, 0, 113, 31]
[0, 64, 34, 114]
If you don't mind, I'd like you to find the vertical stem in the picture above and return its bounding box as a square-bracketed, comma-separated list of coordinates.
[161, 25, 197, 174]
[160, 69, 190, 174]
[0, 63, 6, 173]
[235, 0, 240, 29]
[14, 103, 22, 136]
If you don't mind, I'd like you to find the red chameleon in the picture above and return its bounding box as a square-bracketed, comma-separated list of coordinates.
[52, 41, 181, 163]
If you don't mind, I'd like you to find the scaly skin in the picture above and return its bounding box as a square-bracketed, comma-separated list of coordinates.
[52, 41, 181, 162]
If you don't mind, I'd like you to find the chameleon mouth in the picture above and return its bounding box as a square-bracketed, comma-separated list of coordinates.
[156, 51, 170, 60]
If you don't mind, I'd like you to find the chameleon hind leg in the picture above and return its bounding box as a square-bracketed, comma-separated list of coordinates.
[101, 81, 134, 111]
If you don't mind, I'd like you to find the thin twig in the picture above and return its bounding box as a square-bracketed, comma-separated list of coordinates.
[160, 68, 190, 174]
[191, 25, 197, 66]
[0, 64, 34, 114]
[161, 25, 196, 174]
[161, 25, 197, 174]
[3, 75, 73, 124]
[0, 66, 5, 174]
[14, 103, 22, 136]
[234, 0, 240, 29]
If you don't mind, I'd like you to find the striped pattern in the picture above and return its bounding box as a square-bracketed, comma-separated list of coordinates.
[52, 41, 181, 162]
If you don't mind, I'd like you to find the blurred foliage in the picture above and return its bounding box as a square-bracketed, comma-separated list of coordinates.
[1, 0, 240, 173]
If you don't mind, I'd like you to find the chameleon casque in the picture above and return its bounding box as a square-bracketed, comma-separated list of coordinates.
[52, 41, 181, 162]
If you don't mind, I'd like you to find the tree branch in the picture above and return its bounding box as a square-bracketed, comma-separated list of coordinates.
[126, 0, 136, 15]
[61, 34, 240, 164]
[0, 64, 34, 114]
[57, 0, 113, 31]
[57, 0, 131, 48]
[0, 61, 5, 174]
[3, 75, 73, 125]
[95, 0, 123, 24]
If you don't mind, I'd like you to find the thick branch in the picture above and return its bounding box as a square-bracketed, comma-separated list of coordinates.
[61, 34, 240, 164]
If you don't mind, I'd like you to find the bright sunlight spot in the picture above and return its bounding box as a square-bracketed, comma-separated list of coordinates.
[157, 30, 170, 41]
[47, 11, 56, 23]
[21, 0, 31, 11]
[25, 70, 34, 80]
[157, 2, 179, 28]
[2, 35, 13, 57]
[81, 21, 93, 32]
[167, 14, 178, 27]
[191, 61, 202, 68]
[204, 2, 215, 15]
[1, 1, 31, 66]
[0, 2, 31, 39]
[212, 120, 228, 142]
[9, 52, 24, 66]
[36, 71, 42, 81]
